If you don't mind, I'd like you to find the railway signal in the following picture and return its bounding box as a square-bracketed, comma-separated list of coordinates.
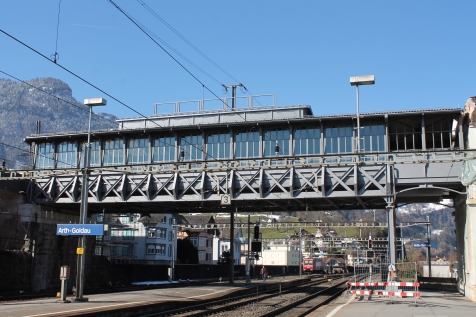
[254, 225, 260, 239]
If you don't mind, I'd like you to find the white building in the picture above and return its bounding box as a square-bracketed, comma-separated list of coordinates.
[255, 240, 301, 267]
[213, 228, 246, 265]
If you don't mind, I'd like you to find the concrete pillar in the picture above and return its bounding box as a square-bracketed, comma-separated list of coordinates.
[459, 100, 476, 301]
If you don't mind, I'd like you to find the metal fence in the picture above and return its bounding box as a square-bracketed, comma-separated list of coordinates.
[347, 262, 420, 304]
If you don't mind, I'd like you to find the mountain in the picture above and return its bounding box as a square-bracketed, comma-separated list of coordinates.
[0, 77, 117, 169]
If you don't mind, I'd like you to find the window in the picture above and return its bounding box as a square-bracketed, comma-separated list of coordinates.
[198, 251, 206, 260]
[190, 237, 198, 246]
[123, 230, 134, 240]
[148, 230, 157, 238]
[324, 126, 352, 154]
[389, 119, 422, 151]
[57, 141, 77, 168]
[180, 134, 203, 161]
[206, 253, 212, 261]
[147, 245, 155, 254]
[294, 127, 321, 155]
[168, 245, 172, 257]
[199, 237, 206, 247]
[235, 131, 260, 158]
[128, 137, 149, 164]
[264, 128, 290, 157]
[360, 124, 385, 152]
[157, 228, 167, 239]
[80, 140, 101, 167]
[425, 117, 452, 149]
[156, 244, 166, 255]
[206, 132, 230, 160]
[35, 143, 54, 169]
[160, 216, 166, 223]
[152, 135, 176, 162]
[104, 138, 124, 166]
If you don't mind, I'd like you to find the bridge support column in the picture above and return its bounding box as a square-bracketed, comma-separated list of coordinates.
[386, 198, 396, 269]
[456, 192, 476, 301]
[229, 208, 235, 283]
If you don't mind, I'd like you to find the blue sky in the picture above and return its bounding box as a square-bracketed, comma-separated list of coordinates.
[1, 0, 475, 120]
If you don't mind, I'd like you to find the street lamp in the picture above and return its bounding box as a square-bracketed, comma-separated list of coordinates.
[74, 98, 106, 302]
[350, 75, 375, 153]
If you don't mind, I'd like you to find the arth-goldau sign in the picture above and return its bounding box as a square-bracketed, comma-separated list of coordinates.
[57, 224, 104, 236]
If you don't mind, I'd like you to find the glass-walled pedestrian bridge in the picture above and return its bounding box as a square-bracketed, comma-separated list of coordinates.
[0, 98, 466, 215]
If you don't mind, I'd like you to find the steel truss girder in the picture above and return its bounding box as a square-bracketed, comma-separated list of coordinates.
[27, 164, 391, 208]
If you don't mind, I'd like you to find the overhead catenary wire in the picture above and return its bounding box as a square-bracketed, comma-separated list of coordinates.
[137, 0, 263, 105]
[108, 1, 279, 145]
[1, 6, 277, 161]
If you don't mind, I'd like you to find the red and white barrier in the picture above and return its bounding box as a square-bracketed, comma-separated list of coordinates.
[347, 282, 420, 287]
[348, 290, 420, 298]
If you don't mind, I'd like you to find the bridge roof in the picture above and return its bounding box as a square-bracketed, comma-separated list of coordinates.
[23, 106, 462, 143]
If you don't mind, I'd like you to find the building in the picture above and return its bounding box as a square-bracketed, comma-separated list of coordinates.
[177, 214, 217, 264]
[256, 239, 301, 274]
[95, 213, 177, 264]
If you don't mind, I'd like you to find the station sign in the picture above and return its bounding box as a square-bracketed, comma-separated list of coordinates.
[412, 242, 437, 249]
[56, 224, 104, 236]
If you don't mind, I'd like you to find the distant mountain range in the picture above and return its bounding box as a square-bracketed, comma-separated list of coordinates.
[0, 77, 117, 169]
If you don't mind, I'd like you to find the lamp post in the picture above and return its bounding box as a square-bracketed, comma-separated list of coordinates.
[350, 75, 375, 153]
[73, 98, 106, 302]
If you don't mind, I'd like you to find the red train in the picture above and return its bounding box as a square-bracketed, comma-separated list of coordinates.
[302, 257, 325, 274]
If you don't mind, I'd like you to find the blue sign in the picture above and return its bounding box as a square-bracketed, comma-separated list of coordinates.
[57, 224, 104, 236]
[412, 242, 437, 249]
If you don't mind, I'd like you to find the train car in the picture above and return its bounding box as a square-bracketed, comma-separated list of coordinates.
[302, 257, 325, 274]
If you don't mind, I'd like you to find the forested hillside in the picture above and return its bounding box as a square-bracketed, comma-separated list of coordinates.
[0, 77, 117, 169]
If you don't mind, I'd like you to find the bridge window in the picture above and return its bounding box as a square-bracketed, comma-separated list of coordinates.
[294, 127, 321, 155]
[80, 141, 101, 167]
[128, 137, 149, 164]
[389, 119, 422, 151]
[104, 138, 124, 166]
[324, 126, 352, 154]
[56, 141, 77, 168]
[425, 117, 452, 149]
[152, 136, 175, 163]
[35, 143, 54, 169]
[180, 134, 203, 161]
[206, 132, 230, 160]
[264, 128, 290, 157]
[360, 124, 385, 152]
[235, 131, 260, 158]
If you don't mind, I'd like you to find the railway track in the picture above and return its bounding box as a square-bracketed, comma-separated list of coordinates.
[141, 275, 349, 317]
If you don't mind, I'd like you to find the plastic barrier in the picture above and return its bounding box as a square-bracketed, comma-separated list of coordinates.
[348, 262, 420, 304]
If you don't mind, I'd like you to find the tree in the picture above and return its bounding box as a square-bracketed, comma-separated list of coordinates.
[217, 250, 231, 265]
[177, 239, 198, 264]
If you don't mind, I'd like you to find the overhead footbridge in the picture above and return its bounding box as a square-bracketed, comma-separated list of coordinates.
[2, 95, 476, 300]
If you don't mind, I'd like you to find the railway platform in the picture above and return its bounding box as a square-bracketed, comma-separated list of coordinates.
[308, 289, 476, 317]
[0, 275, 310, 317]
